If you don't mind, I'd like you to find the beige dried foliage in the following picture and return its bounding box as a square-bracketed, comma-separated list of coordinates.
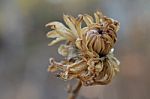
[46, 11, 120, 86]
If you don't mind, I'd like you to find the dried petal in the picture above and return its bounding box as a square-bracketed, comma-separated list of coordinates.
[48, 37, 65, 46]
[63, 15, 77, 37]
[83, 14, 94, 25]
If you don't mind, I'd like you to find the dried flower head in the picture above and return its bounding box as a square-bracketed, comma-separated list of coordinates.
[46, 11, 120, 86]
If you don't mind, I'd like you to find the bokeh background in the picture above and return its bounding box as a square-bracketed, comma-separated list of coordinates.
[0, 0, 150, 99]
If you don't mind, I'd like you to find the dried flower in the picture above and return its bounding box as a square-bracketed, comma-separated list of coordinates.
[46, 11, 120, 86]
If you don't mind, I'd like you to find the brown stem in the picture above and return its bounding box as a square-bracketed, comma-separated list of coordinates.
[67, 80, 82, 99]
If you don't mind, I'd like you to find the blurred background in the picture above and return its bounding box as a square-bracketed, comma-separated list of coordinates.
[0, 0, 150, 99]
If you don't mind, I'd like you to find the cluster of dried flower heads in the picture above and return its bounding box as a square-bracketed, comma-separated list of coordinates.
[46, 11, 120, 86]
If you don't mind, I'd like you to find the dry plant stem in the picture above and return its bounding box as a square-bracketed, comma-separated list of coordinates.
[68, 80, 82, 99]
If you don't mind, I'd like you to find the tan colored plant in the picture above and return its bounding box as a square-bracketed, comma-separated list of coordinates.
[46, 11, 120, 99]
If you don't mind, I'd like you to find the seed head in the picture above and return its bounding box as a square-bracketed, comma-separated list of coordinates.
[46, 11, 120, 86]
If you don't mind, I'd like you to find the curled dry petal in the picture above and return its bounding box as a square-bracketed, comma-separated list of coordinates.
[48, 37, 65, 46]
[83, 14, 94, 25]
[63, 15, 78, 37]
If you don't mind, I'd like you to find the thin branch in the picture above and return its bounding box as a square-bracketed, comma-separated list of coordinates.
[67, 80, 82, 99]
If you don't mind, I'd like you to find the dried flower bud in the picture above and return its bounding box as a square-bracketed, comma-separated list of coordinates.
[80, 12, 119, 56]
[46, 11, 120, 86]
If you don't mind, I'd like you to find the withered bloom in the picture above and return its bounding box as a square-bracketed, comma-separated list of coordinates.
[46, 11, 120, 86]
